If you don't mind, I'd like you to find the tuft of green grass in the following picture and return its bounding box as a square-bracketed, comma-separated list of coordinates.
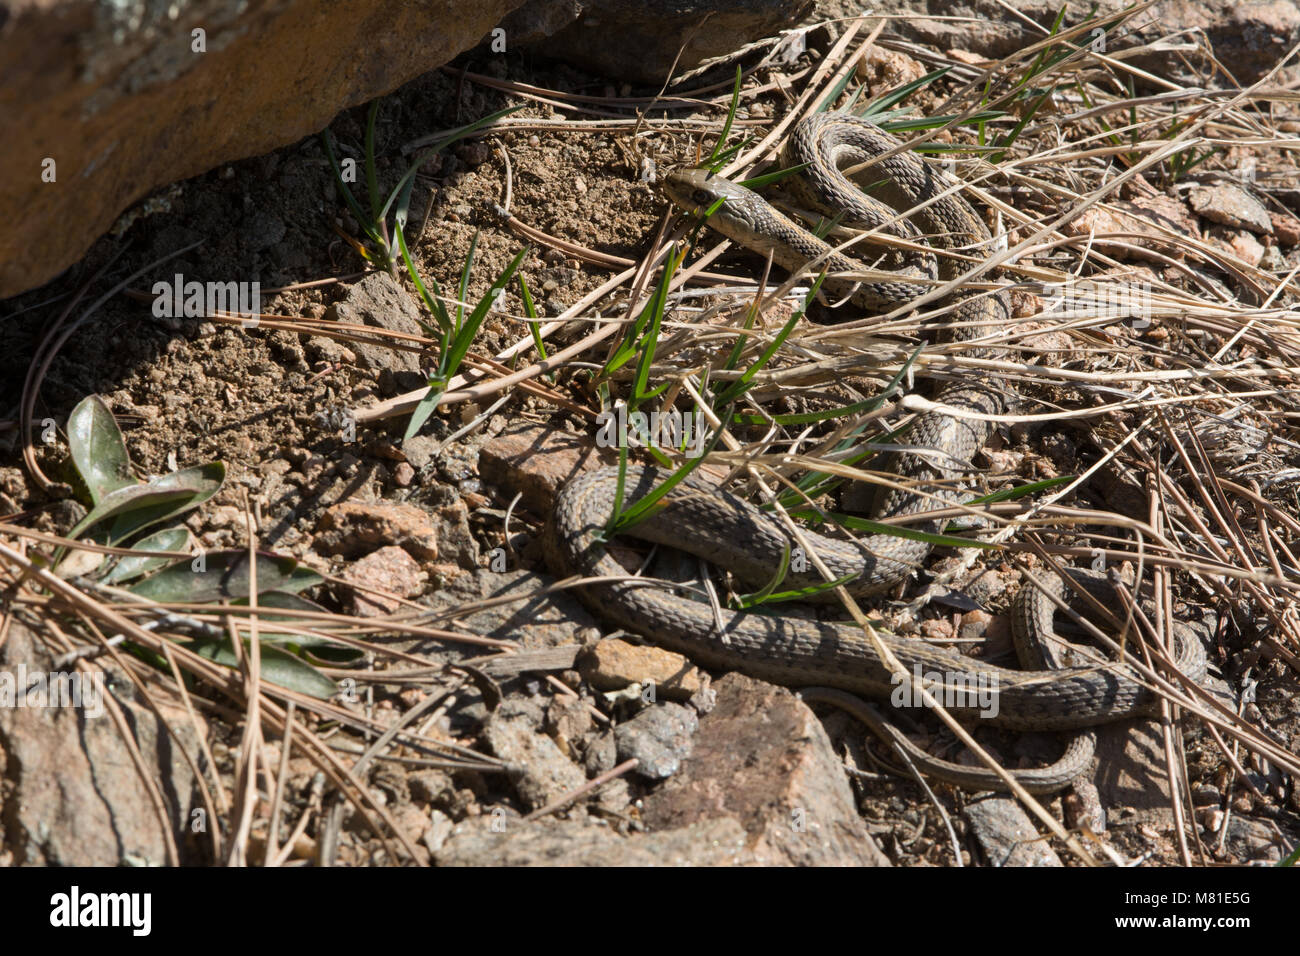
[404, 238, 530, 441]
[322, 99, 523, 274]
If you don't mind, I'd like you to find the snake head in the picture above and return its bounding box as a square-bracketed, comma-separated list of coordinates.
[662, 167, 776, 245]
[662, 167, 746, 217]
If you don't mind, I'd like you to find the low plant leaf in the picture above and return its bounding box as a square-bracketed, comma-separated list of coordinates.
[103, 527, 192, 585]
[69, 462, 225, 544]
[129, 550, 323, 603]
[184, 637, 338, 699]
[67, 395, 137, 504]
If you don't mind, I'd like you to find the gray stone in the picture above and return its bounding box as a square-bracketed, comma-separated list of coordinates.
[1188, 183, 1273, 234]
[484, 710, 588, 812]
[0, 622, 203, 865]
[614, 702, 699, 779]
[963, 794, 1063, 867]
[325, 273, 427, 375]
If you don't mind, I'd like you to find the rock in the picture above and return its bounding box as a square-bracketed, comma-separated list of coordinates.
[340, 544, 428, 616]
[1270, 210, 1300, 246]
[1063, 779, 1106, 835]
[435, 813, 751, 865]
[584, 729, 618, 775]
[325, 273, 427, 375]
[614, 703, 699, 779]
[0, 0, 526, 298]
[1220, 815, 1285, 862]
[314, 499, 441, 563]
[423, 493, 480, 569]
[963, 794, 1063, 866]
[545, 694, 594, 759]
[408, 769, 455, 805]
[641, 673, 890, 865]
[424, 568, 598, 650]
[1093, 719, 1179, 810]
[424, 809, 456, 854]
[503, 0, 814, 83]
[856, 44, 927, 92]
[579, 637, 707, 700]
[478, 421, 616, 514]
[1211, 227, 1266, 267]
[0, 622, 203, 865]
[1063, 195, 1199, 262]
[1188, 183, 1272, 234]
[484, 708, 588, 811]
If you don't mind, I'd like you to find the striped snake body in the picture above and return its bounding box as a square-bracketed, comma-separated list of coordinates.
[546, 114, 1206, 792]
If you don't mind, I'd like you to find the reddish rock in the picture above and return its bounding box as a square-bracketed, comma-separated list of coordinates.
[341, 544, 428, 616]
[1270, 210, 1300, 246]
[315, 499, 440, 563]
[1, 0, 527, 298]
[641, 674, 890, 866]
[1064, 195, 1198, 262]
[478, 422, 617, 514]
[579, 637, 707, 700]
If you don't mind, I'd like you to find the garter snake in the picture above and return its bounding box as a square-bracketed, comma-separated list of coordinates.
[545, 114, 1206, 793]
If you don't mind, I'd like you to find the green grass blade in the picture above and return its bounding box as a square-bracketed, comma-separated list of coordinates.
[967, 475, 1074, 504]
[859, 67, 951, 119]
[708, 66, 742, 163]
[605, 442, 631, 536]
[735, 538, 792, 606]
[444, 245, 528, 380]
[787, 510, 994, 549]
[631, 247, 684, 402]
[816, 64, 859, 114]
[320, 130, 382, 254]
[377, 104, 524, 226]
[736, 572, 858, 609]
[402, 385, 443, 443]
[740, 162, 811, 191]
[456, 230, 480, 333]
[395, 220, 442, 322]
[517, 273, 551, 377]
[607, 412, 729, 534]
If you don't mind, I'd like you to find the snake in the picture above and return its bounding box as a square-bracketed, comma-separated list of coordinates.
[544, 114, 1207, 793]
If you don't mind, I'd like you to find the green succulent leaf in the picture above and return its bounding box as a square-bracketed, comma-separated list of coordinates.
[183, 637, 338, 699]
[128, 550, 323, 603]
[66, 395, 137, 504]
[68, 462, 226, 545]
[103, 527, 192, 585]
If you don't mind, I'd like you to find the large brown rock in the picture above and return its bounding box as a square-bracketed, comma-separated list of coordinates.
[0, 0, 528, 299]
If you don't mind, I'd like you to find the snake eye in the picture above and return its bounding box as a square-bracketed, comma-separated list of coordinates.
[691, 189, 713, 205]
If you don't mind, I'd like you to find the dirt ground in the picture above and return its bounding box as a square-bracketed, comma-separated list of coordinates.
[2, 11, 1299, 868]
